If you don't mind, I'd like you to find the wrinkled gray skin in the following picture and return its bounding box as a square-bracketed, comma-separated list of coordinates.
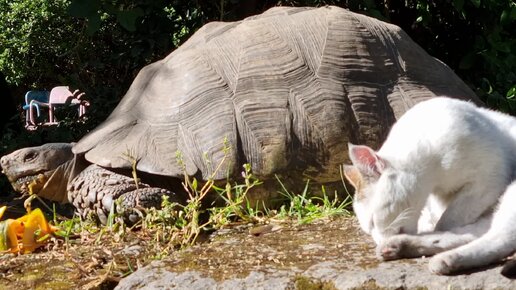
[1, 6, 480, 224]
[1, 143, 179, 224]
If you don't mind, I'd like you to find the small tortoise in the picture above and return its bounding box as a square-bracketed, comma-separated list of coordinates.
[1, 6, 479, 223]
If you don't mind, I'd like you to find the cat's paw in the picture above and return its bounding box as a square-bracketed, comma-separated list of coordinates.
[428, 252, 460, 275]
[377, 235, 409, 261]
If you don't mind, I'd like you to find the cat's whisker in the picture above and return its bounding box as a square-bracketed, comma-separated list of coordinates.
[386, 208, 415, 233]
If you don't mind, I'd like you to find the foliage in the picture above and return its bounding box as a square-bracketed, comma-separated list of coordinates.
[0, 0, 78, 87]
[0, 0, 209, 194]
[208, 163, 263, 227]
[0, 0, 513, 129]
[401, 0, 516, 112]
[135, 142, 349, 253]
[0, 0, 210, 147]
[276, 176, 352, 224]
[0, 0, 514, 194]
[143, 139, 265, 249]
[136, 163, 350, 254]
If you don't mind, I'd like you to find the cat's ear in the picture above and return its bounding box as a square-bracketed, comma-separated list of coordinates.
[343, 165, 362, 191]
[347, 143, 385, 176]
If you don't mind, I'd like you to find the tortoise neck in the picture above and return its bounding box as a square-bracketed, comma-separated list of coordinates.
[38, 158, 77, 203]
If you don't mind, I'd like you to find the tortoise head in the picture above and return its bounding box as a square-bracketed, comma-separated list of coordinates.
[1, 143, 74, 202]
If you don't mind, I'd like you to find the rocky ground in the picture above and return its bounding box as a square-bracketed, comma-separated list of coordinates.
[1, 208, 515, 289]
[115, 217, 516, 290]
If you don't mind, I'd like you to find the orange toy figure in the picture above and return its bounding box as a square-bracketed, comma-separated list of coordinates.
[0, 206, 58, 253]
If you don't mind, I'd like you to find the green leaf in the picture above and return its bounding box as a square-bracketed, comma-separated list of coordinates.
[67, 0, 100, 18]
[500, 9, 510, 25]
[116, 8, 144, 32]
[453, 0, 465, 12]
[469, 0, 481, 8]
[507, 86, 516, 99]
[501, 6, 516, 25]
[459, 53, 476, 69]
[493, 41, 511, 53]
[191, 178, 198, 191]
[481, 78, 493, 94]
[86, 12, 101, 35]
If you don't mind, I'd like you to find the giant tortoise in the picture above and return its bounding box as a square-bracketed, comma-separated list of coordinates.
[1, 6, 479, 224]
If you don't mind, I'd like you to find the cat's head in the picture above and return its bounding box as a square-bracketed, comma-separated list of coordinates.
[344, 143, 418, 245]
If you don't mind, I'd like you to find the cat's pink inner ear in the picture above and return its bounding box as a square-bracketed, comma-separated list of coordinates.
[349, 144, 384, 175]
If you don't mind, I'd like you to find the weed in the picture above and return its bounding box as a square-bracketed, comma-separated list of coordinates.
[276, 175, 352, 224]
[49, 138, 353, 264]
[138, 138, 353, 254]
[142, 158, 261, 253]
[209, 163, 263, 227]
[121, 148, 141, 189]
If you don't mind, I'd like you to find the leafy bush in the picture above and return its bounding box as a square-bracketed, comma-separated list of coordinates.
[2, 0, 514, 128]
[0, 0, 514, 193]
[0, 0, 205, 134]
[398, 0, 516, 112]
[0, 0, 78, 87]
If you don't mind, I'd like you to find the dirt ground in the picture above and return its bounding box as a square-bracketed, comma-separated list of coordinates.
[3, 195, 516, 290]
[163, 216, 377, 281]
[0, 198, 373, 290]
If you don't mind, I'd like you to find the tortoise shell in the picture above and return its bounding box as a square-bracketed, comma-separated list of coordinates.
[73, 6, 478, 183]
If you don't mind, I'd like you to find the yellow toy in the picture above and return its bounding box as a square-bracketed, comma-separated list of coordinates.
[0, 206, 58, 253]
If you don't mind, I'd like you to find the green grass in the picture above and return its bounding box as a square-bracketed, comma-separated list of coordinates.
[50, 139, 354, 257]
[275, 176, 352, 224]
[135, 162, 353, 255]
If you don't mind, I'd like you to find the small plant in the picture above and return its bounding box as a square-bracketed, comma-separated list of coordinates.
[141, 195, 188, 257]
[138, 137, 270, 255]
[51, 137, 355, 261]
[141, 138, 241, 252]
[122, 148, 141, 189]
[275, 175, 352, 224]
[139, 138, 355, 254]
[208, 163, 263, 228]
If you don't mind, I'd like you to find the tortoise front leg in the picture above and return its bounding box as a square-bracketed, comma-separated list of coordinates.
[114, 187, 176, 224]
[68, 164, 178, 224]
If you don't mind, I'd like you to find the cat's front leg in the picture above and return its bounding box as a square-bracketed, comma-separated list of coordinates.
[435, 179, 505, 231]
[430, 182, 516, 275]
[377, 231, 478, 261]
[377, 234, 428, 260]
[377, 234, 446, 260]
[428, 251, 462, 274]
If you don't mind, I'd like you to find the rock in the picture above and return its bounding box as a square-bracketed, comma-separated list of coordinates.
[118, 245, 143, 257]
[116, 217, 516, 289]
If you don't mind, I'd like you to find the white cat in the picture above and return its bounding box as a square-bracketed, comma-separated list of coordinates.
[344, 97, 516, 274]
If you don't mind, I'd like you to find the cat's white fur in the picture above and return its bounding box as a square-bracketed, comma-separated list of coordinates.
[344, 97, 516, 274]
